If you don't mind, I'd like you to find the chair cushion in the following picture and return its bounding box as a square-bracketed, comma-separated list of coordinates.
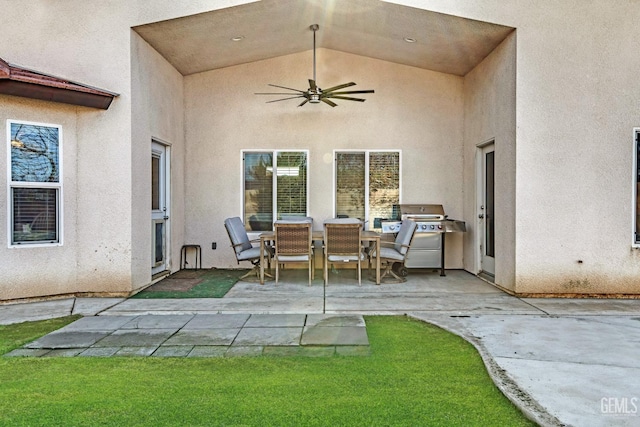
[378, 246, 405, 262]
[328, 253, 365, 262]
[394, 220, 417, 255]
[224, 217, 252, 254]
[275, 219, 313, 225]
[324, 218, 362, 225]
[236, 246, 270, 262]
[277, 255, 311, 262]
[280, 216, 313, 224]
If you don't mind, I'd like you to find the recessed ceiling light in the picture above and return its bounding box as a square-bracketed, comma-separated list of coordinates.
[231, 36, 244, 42]
[403, 37, 417, 43]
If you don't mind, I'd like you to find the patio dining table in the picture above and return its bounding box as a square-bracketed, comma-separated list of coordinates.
[259, 230, 381, 285]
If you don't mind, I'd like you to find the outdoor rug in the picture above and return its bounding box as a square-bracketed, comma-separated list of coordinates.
[132, 269, 247, 298]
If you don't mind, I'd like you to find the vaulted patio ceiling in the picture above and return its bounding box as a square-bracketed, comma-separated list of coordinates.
[133, 0, 514, 77]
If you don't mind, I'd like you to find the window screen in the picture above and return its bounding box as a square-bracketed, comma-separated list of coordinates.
[369, 151, 400, 227]
[335, 152, 365, 219]
[11, 188, 58, 243]
[243, 152, 273, 231]
[335, 150, 400, 230]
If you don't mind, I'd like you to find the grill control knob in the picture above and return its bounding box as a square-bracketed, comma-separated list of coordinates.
[430, 225, 435, 230]
[421, 224, 427, 230]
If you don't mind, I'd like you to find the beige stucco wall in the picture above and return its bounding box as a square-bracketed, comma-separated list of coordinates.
[184, 48, 465, 269]
[0, 0, 241, 300]
[2, 0, 640, 299]
[463, 32, 517, 291]
[130, 32, 186, 290]
[401, 0, 640, 294]
[0, 3, 133, 299]
[0, 97, 80, 299]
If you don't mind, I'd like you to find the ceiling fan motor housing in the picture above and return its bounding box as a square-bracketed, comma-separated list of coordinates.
[308, 88, 322, 103]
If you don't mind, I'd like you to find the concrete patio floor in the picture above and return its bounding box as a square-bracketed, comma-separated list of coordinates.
[2, 269, 640, 426]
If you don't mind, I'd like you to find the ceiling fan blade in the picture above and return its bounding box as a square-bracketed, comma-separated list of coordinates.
[321, 98, 338, 107]
[308, 79, 317, 91]
[321, 82, 356, 93]
[256, 92, 306, 95]
[298, 99, 309, 107]
[267, 84, 305, 93]
[326, 95, 366, 102]
[265, 95, 305, 103]
[326, 89, 375, 95]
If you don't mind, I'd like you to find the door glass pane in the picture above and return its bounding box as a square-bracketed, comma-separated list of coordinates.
[336, 152, 365, 220]
[485, 151, 495, 257]
[244, 152, 273, 231]
[151, 155, 160, 210]
[12, 188, 58, 244]
[369, 152, 400, 230]
[276, 152, 307, 218]
[636, 134, 640, 243]
[154, 221, 164, 264]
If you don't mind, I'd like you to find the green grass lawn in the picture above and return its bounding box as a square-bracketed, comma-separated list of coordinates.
[0, 316, 535, 426]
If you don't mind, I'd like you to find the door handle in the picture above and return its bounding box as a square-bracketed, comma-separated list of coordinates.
[478, 214, 484, 219]
[163, 216, 169, 220]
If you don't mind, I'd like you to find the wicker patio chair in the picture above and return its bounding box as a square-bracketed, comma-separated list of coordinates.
[274, 220, 314, 286]
[323, 218, 365, 286]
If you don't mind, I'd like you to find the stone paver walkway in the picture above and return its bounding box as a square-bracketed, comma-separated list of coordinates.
[5, 313, 369, 358]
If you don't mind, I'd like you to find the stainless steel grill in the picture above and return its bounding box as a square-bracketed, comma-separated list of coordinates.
[381, 204, 466, 276]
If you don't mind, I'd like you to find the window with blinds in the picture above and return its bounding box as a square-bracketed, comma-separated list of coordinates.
[243, 150, 308, 231]
[335, 150, 400, 230]
[276, 151, 307, 218]
[8, 120, 62, 246]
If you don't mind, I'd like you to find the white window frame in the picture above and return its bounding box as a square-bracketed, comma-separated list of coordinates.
[241, 149, 310, 233]
[7, 119, 63, 248]
[333, 149, 402, 229]
[633, 128, 640, 247]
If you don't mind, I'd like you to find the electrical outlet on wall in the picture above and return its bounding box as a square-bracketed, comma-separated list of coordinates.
[212, 242, 217, 250]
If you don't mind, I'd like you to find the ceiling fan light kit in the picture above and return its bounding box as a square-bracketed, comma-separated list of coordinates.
[255, 24, 374, 107]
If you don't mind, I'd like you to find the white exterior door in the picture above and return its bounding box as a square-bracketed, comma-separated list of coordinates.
[479, 143, 495, 277]
[151, 141, 170, 275]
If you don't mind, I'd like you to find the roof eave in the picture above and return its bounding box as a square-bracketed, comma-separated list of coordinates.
[0, 57, 118, 110]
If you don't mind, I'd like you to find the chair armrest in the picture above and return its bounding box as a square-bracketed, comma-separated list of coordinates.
[378, 241, 410, 249]
[369, 241, 410, 258]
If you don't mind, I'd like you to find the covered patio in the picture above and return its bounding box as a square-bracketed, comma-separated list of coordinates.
[111, 270, 532, 315]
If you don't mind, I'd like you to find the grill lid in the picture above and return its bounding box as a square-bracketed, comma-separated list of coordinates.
[381, 204, 467, 233]
[399, 204, 445, 220]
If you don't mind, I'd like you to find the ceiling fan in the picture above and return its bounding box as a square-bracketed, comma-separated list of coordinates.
[255, 24, 374, 107]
